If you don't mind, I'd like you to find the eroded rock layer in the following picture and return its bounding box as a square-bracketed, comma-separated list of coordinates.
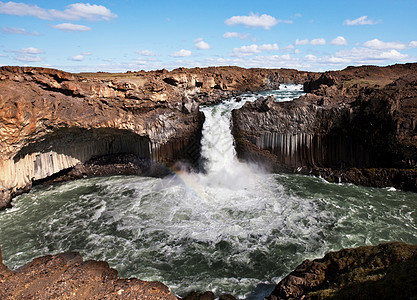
[232, 63, 417, 190]
[0, 66, 314, 209]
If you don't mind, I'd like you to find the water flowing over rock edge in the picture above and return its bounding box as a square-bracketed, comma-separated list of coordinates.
[0, 65, 315, 210]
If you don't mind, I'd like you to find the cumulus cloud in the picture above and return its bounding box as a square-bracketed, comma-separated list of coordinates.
[222, 32, 250, 40]
[330, 36, 348, 46]
[136, 50, 155, 56]
[0, 1, 117, 21]
[70, 54, 84, 61]
[170, 49, 192, 57]
[1, 27, 40, 35]
[194, 38, 210, 50]
[344, 16, 380, 26]
[19, 47, 43, 54]
[70, 52, 91, 61]
[305, 54, 317, 61]
[363, 38, 407, 50]
[51, 23, 91, 32]
[295, 39, 308, 45]
[332, 48, 407, 63]
[232, 44, 260, 56]
[232, 43, 279, 57]
[15, 55, 41, 62]
[225, 12, 291, 30]
[409, 41, 417, 48]
[258, 43, 279, 51]
[11, 47, 44, 62]
[310, 38, 326, 45]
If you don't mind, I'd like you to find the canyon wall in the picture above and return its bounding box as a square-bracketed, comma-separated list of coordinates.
[0, 66, 314, 209]
[232, 63, 417, 190]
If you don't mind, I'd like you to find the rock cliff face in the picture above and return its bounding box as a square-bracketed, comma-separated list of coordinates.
[232, 63, 417, 190]
[0, 66, 314, 210]
[267, 242, 417, 299]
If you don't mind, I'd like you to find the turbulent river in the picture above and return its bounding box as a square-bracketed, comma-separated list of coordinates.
[1, 85, 417, 299]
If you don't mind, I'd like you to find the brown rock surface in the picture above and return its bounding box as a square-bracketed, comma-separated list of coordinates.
[267, 242, 417, 300]
[232, 63, 417, 190]
[0, 251, 177, 299]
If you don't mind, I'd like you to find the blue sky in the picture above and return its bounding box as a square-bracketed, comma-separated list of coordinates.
[0, 0, 416, 72]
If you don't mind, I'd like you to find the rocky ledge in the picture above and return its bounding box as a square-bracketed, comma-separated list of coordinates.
[0, 250, 177, 299]
[232, 63, 417, 191]
[268, 242, 417, 299]
[0, 66, 314, 210]
[1, 242, 416, 299]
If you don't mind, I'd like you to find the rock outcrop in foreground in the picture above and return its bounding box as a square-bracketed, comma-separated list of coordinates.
[0, 250, 177, 299]
[1, 242, 416, 299]
[0, 66, 314, 210]
[233, 63, 417, 191]
[268, 242, 417, 299]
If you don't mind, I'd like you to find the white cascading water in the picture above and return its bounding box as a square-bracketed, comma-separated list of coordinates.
[197, 98, 260, 190]
[1, 85, 417, 299]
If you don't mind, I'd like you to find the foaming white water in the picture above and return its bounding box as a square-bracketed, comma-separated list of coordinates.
[198, 97, 260, 190]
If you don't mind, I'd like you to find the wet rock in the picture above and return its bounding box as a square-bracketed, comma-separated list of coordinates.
[0, 252, 177, 300]
[267, 242, 417, 300]
[181, 291, 237, 300]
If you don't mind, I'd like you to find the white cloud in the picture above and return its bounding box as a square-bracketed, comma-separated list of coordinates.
[331, 47, 408, 63]
[330, 36, 348, 46]
[232, 43, 279, 57]
[1, 27, 40, 35]
[70, 52, 91, 61]
[258, 43, 279, 51]
[222, 32, 249, 39]
[344, 16, 380, 25]
[295, 39, 308, 45]
[19, 47, 43, 54]
[310, 38, 326, 45]
[225, 12, 291, 30]
[136, 50, 155, 56]
[70, 54, 84, 61]
[0, 1, 117, 21]
[170, 49, 192, 57]
[194, 38, 210, 50]
[232, 44, 260, 57]
[283, 44, 295, 50]
[51, 23, 91, 32]
[12, 48, 44, 62]
[305, 54, 317, 61]
[410, 41, 417, 48]
[363, 38, 407, 50]
[15, 54, 41, 62]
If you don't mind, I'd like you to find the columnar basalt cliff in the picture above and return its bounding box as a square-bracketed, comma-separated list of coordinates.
[232, 63, 417, 190]
[0, 66, 315, 210]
